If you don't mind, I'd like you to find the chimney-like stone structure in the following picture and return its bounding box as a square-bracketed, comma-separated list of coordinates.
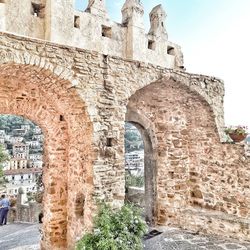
[87, 0, 107, 17]
[149, 4, 168, 40]
[122, 0, 144, 27]
[122, 0, 145, 60]
[0, 1, 5, 31]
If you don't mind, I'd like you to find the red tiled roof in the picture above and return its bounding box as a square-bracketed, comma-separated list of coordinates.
[4, 168, 42, 175]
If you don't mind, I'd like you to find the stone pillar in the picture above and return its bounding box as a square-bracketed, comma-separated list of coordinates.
[86, 0, 107, 17]
[122, 0, 146, 60]
[16, 187, 25, 221]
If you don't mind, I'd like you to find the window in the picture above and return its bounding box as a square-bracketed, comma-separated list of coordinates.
[12, 176, 15, 180]
[31, 2, 45, 18]
[167, 46, 175, 56]
[148, 40, 156, 50]
[107, 138, 113, 147]
[60, 115, 65, 121]
[102, 25, 112, 38]
[74, 16, 80, 28]
[21, 175, 23, 179]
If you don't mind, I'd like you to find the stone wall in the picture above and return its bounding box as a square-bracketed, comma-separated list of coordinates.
[8, 202, 42, 224]
[0, 31, 249, 248]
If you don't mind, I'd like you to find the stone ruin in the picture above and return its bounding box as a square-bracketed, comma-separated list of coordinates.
[0, 0, 249, 249]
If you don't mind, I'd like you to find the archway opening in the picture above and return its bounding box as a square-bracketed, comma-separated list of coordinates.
[0, 63, 94, 249]
[124, 121, 156, 225]
[0, 114, 44, 245]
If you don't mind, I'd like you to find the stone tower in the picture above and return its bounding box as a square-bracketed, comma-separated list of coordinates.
[149, 4, 168, 40]
[122, 0, 145, 60]
[86, 0, 107, 17]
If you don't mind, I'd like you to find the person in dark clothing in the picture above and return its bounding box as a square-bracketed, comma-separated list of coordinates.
[38, 212, 43, 223]
[0, 194, 10, 225]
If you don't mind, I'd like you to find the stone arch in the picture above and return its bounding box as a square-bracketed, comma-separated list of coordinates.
[126, 76, 221, 226]
[0, 63, 94, 249]
[125, 109, 157, 225]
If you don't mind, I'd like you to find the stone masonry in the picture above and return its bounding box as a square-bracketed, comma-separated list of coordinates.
[0, 0, 249, 249]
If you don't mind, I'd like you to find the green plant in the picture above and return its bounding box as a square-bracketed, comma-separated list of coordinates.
[76, 203, 147, 250]
[125, 172, 144, 189]
[0, 144, 9, 178]
[224, 125, 248, 135]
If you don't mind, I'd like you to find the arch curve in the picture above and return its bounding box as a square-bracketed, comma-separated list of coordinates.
[0, 63, 94, 249]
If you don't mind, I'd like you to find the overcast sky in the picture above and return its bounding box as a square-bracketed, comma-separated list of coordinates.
[76, 0, 250, 130]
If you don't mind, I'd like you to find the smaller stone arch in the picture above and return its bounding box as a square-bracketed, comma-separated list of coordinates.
[125, 108, 157, 225]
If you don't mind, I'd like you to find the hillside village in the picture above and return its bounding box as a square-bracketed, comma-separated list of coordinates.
[0, 118, 145, 196]
[0, 115, 43, 198]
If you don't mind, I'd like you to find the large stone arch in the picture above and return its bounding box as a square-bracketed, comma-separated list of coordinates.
[0, 63, 94, 249]
[126, 76, 222, 226]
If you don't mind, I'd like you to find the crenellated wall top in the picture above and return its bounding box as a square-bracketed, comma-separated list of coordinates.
[0, 0, 184, 69]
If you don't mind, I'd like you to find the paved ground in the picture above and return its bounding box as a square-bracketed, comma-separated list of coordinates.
[144, 227, 250, 250]
[1, 223, 250, 249]
[0, 223, 40, 250]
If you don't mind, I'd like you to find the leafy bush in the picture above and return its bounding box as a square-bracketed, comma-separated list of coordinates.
[76, 203, 147, 250]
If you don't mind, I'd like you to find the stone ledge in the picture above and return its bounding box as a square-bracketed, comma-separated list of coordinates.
[183, 208, 250, 225]
[179, 208, 250, 241]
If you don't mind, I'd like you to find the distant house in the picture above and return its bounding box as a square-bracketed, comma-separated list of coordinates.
[34, 126, 42, 134]
[125, 151, 144, 170]
[29, 153, 43, 161]
[21, 124, 31, 131]
[0, 129, 5, 137]
[4, 168, 42, 196]
[9, 136, 23, 144]
[13, 128, 26, 136]
[13, 143, 29, 159]
[29, 160, 43, 169]
[26, 140, 40, 148]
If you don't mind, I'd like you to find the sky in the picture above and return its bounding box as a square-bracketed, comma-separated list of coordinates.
[75, 0, 250, 130]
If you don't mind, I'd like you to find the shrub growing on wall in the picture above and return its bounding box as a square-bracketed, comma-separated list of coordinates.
[76, 203, 147, 250]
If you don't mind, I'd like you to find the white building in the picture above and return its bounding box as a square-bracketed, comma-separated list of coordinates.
[125, 151, 144, 176]
[30, 160, 43, 169]
[21, 124, 31, 131]
[9, 136, 23, 144]
[29, 153, 43, 161]
[4, 168, 42, 196]
[13, 143, 29, 159]
[32, 134, 43, 142]
[0, 129, 5, 137]
[26, 140, 40, 148]
[34, 126, 42, 134]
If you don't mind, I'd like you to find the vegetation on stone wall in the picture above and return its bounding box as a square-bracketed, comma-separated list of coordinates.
[0, 144, 8, 178]
[125, 172, 144, 188]
[76, 203, 147, 250]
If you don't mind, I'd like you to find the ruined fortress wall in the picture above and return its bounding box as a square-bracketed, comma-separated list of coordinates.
[1, 32, 249, 247]
[0, 0, 180, 69]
